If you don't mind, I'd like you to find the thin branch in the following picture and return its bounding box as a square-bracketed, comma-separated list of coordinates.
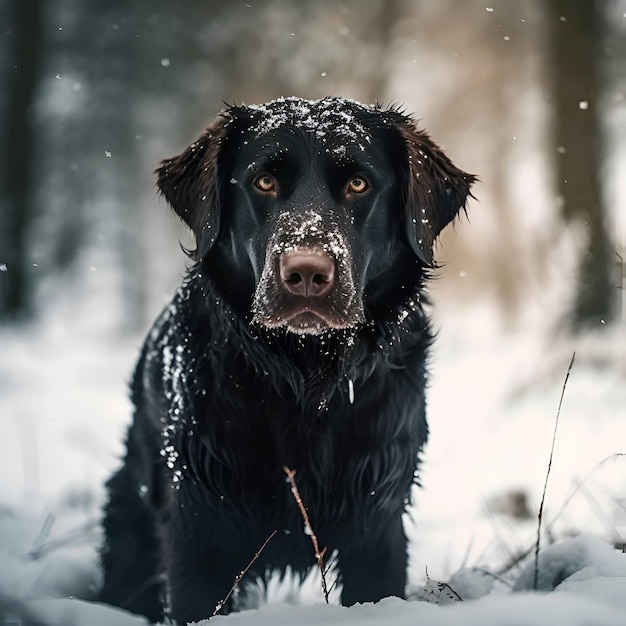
[471, 567, 513, 588]
[327, 574, 341, 595]
[30, 512, 55, 557]
[483, 504, 518, 569]
[496, 542, 536, 577]
[548, 452, 625, 530]
[459, 535, 475, 571]
[575, 479, 620, 541]
[212, 529, 277, 617]
[496, 453, 625, 577]
[533, 351, 575, 590]
[29, 518, 99, 560]
[283, 466, 330, 603]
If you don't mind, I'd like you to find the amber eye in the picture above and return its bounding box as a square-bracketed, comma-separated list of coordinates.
[254, 174, 276, 193]
[347, 176, 369, 194]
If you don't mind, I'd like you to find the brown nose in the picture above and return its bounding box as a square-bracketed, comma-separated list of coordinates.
[279, 251, 335, 297]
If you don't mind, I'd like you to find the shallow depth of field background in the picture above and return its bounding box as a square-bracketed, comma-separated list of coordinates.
[0, 0, 625, 620]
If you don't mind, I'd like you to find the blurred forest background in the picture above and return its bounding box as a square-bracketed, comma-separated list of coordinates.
[1, 0, 625, 336]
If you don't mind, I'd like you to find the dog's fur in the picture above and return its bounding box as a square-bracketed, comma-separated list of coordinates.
[99, 97, 475, 624]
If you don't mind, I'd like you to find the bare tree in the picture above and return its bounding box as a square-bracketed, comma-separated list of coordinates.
[546, 0, 616, 327]
[0, 0, 43, 320]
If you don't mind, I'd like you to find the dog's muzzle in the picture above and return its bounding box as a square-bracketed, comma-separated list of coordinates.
[252, 211, 363, 335]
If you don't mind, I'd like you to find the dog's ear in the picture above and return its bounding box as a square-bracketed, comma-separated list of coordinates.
[155, 112, 231, 255]
[399, 123, 476, 266]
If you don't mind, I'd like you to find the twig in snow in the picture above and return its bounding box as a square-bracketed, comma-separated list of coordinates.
[533, 351, 575, 591]
[30, 512, 55, 557]
[548, 452, 625, 531]
[575, 479, 620, 542]
[483, 505, 518, 569]
[283, 466, 330, 603]
[212, 529, 277, 617]
[497, 452, 626, 577]
[29, 518, 100, 560]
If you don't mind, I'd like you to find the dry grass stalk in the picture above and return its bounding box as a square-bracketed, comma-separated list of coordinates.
[533, 351, 575, 590]
[212, 529, 278, 616]
[497, 451, 626, 577]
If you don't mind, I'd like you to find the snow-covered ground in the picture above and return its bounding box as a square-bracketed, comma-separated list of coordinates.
[1, 271, 625, 625]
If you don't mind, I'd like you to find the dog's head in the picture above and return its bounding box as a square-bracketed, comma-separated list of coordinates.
[156, 97, 475, 336]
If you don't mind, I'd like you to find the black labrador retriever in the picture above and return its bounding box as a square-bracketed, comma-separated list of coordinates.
[99, 97, 475, 624]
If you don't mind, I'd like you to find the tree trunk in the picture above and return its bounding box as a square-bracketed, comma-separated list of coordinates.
[546, 0, 616, 327]
[0, 0, 43, 320]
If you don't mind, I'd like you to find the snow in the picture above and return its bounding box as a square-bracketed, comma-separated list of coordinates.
[513, 536, 626, 596]
[9, 583, 626, 626]
[246, 96, 373, 145]
[251, 209, 362, 333]
[1, 256, 625, 625]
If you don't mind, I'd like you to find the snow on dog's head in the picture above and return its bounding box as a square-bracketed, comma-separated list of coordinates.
[155, 96, 476, 335]
[245, 96, 374, 147]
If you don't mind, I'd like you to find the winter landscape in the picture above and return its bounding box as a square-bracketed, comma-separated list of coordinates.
[1, 276, 624, 625]
[1, 1, 626, 624]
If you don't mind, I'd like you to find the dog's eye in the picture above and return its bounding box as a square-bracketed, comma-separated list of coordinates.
[254, 174, 276, 193]
[347, 176, 369, 194]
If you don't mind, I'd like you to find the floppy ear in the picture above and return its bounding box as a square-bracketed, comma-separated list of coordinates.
[399, 123, 476, 266]
[155, 112, 231, 256]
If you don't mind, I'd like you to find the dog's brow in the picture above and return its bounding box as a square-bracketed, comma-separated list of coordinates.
[241, 141, 290, 166]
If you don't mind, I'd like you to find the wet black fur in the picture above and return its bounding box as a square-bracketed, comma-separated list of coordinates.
[99, 98, 475, 624]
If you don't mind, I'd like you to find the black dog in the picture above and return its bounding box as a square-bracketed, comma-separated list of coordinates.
[99, 97, 475, 624]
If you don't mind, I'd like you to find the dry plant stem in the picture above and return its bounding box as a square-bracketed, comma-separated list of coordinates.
[549, 452, 625, 528]
[30, 516, 100, 560]
[576, 480, 617, 538]
[483, 505, 518, 567]
[497, 452, 625, 577]
[212, 529, 278, 617]
[533, 351, 575, 591]
[283, 466, 330, 603]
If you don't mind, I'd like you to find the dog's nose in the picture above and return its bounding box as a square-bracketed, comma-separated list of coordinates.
[279, 251, 335, 297]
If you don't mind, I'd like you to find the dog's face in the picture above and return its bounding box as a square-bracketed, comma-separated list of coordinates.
[156, 97, 475, 335]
